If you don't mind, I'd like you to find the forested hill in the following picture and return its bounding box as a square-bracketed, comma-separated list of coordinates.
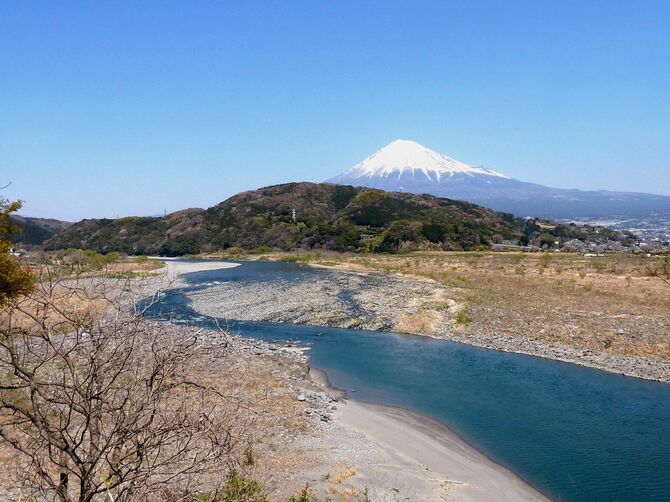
[43, 182, 626, 256]
[10, 216, 72, 246]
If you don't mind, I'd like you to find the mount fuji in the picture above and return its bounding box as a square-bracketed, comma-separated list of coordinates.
[327, 140, 670, 221]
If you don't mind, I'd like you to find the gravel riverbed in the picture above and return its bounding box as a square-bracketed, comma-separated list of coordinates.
[185, 265, 670, 383]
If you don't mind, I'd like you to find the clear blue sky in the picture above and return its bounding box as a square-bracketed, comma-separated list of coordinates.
[2, 1, 669, 221]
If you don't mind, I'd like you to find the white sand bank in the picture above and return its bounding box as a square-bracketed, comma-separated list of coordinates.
[302, 369, 546, 501]
[148, 258, 240, 279]
[336, 400, 547, 501]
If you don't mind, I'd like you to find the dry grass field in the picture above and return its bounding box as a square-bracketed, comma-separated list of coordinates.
[236, 251, 670, 364]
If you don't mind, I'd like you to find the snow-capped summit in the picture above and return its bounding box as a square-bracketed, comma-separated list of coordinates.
[338, 139, 507, 182]
[326, 141, 670, 220]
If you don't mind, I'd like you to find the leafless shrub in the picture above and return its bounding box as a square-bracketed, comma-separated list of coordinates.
[0, 267, 251, 501]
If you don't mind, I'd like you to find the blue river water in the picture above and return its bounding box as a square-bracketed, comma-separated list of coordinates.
[146, 260, 670, 501]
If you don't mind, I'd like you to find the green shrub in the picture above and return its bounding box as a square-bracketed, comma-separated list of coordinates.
[422, 223, 446, 243]
[287, 485, 319, 502]
[0, 199, 35, 305]
[454, 309, 472, 324]
[243, 448, 255, 466]
[539, 234, 556, 248]
[105, 251, 121, 263]
[159, 239, 201, 257]
[183, 474, 330, 502]
[216, 469, 269, 502]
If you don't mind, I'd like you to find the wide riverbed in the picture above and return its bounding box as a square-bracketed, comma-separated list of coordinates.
[147, 260, 670, 501]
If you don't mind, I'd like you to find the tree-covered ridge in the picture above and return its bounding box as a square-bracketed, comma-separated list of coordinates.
[44, 182, 631, 256]
[9, 215, 72, 245]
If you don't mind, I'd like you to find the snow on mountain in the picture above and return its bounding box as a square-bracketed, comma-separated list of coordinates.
[327, 140, 670, 221]
[339, 139, 508, 182]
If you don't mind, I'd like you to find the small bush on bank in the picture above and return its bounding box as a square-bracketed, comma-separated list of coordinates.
[216, 469, 270, 502]
[454, 309, 472, 324]
[278, 255, 310, 263]
[185, 477, 327, 502]
[287, 485, 320, 502]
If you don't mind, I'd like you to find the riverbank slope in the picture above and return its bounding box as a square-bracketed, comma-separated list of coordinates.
[300, 368, 545, 501]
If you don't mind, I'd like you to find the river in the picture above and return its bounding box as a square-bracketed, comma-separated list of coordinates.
[146, 260, 670, 501]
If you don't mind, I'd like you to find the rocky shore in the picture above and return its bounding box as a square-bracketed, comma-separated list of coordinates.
[185, 263, 670, 382]
[187, 266, 450, 331]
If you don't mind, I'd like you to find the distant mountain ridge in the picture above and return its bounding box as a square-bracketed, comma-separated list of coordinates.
[44, 182, 624, 256]
[328, 140, 670, 221]
[10, 215, 72, 246]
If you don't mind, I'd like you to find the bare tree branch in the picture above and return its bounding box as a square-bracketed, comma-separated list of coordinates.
[0, 264, 252, 501]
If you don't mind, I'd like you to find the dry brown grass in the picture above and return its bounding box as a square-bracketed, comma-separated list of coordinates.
[322, 465, 367, 501]
[299, 251, 670, 360]
[104, 258, 165, 274]
[394, 310, 441, 334]
[5, 257, 166, 332]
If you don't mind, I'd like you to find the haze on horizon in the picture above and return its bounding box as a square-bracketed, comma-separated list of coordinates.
[2, 1, 669, 221]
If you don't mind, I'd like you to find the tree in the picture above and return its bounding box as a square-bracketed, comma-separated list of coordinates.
[538, 233, 557, 249]
[376, 220, 423, 252]
[421, 223, 446, 244]
[0, 198, 34, 305]
[645, 255, 670, 285]
[0, 269, 251, 501]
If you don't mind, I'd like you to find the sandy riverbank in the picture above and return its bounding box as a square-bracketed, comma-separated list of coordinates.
[337, 401, 545, 501]
[149, 257, 241, 279]
[298, 368, 546, 501]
